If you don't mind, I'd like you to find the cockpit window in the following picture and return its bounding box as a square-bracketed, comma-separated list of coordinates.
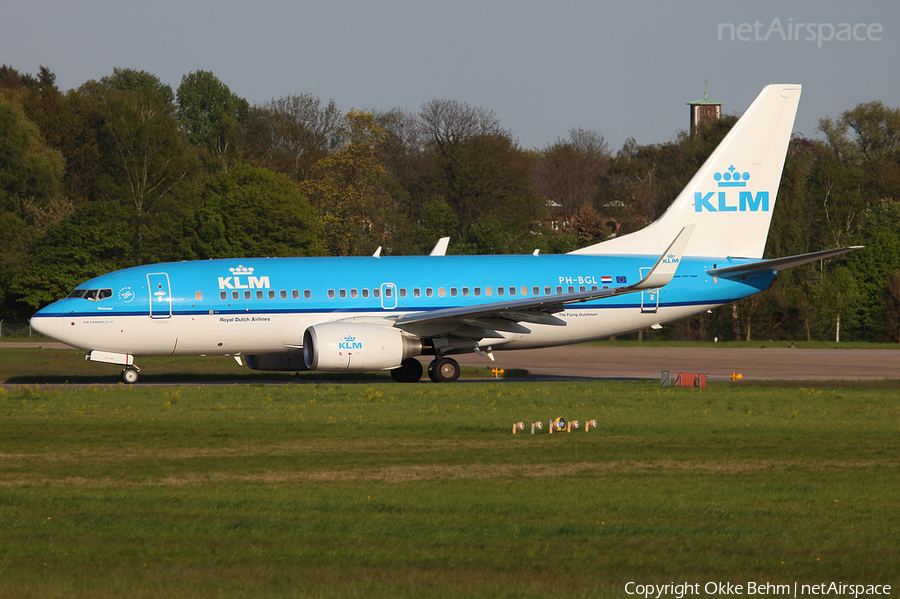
[68, 288, 113, 301]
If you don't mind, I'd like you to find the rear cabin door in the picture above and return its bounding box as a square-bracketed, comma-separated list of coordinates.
[638, 267, 660, 313]
[147, 272, 172, 319]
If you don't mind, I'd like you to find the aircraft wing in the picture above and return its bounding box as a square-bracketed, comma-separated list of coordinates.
[393, 226, 693, 338]
[707, 246, 863, 279]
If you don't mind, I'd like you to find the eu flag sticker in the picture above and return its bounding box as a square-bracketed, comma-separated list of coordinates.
[616, 276, 627, 284]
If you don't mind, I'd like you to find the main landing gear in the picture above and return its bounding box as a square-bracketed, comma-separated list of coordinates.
[389, 357, 460, 383]
[428, 357, 460, 383]
[121, 365, 140, 384]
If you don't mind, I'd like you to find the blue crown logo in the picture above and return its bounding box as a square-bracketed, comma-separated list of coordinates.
[714, 165, 750, 187]
[343, 335, 356, 342]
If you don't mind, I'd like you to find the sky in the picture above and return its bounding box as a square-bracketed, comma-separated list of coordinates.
[3, 0, 898, 152]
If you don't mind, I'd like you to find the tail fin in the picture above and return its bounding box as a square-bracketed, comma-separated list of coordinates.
[572, 84, 802, 259]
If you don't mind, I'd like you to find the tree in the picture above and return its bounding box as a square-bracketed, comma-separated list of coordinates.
[243, 93, 341, 183]
[176, 70, 249, 167]
[7, 201, 135, 314]
[196, 164, 320, 259]
[815, 266, 864, 342]
[98, 67, 174, 105]
[300, 110, 397, 256]
[0, 94, 64, 212]
[537, 127, 610, 221]
[819, 101, 900, 163]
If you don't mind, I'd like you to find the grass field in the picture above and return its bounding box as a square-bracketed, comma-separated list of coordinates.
[1, 371, 898, 598]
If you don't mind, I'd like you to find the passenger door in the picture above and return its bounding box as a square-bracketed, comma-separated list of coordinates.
[147, 273, 172, 319]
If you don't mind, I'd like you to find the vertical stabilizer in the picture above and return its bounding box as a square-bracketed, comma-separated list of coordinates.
[572, 84, 801, 259]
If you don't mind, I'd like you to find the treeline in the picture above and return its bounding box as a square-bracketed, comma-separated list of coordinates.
[1, 65, 898, 341]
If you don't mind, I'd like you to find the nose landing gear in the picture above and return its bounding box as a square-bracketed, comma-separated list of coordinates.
[121, 365, 140, 384]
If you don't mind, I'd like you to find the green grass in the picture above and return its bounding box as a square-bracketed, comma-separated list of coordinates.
[0, 380, 898, 598]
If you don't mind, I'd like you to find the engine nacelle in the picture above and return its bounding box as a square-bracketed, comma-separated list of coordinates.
[245, 353, 309, 372]
[303, 322, 423, 371]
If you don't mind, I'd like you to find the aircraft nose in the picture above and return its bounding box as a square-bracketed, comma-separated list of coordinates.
[30, 310, 65, 343]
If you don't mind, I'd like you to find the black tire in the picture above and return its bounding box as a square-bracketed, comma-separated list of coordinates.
[121, 366, 139, 384]
[390, 358, 423, 383]
[428, 357, 460, 383]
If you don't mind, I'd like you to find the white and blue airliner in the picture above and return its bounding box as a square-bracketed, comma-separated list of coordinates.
[30, 85, 858, 383]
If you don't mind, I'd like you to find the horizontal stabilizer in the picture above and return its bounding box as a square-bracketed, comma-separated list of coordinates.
[707, 246, 863, 279]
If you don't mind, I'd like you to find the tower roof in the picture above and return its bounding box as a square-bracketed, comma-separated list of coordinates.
[687, 90, 722, 106]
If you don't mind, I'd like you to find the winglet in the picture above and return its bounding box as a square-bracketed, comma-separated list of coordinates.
[430, 237, 450, 256]
[630, 225, 694, 291]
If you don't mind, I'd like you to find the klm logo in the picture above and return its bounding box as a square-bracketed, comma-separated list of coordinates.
[218, 265, 270, 290]
[339, 335, 363, 350]
[662, 254, 679, 265]
[695, 165, 769, 212]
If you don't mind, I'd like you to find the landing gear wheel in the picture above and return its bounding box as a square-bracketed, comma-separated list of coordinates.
[390, 358, 423, 383]
[428, 357, 460, 383]
[121, 366, 139, 384]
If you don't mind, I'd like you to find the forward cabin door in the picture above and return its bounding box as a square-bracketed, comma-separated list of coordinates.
[147, 272, 173, 319]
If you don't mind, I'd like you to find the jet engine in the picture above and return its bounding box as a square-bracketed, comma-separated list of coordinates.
[245, 353, 309, 372]
[303, 322, 423, 371]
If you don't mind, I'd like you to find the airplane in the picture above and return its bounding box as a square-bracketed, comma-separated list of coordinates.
[30, 84, 860, 384]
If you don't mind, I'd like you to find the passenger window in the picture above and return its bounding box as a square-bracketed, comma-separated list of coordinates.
[591, 285, 598, 291]
[399, 288, 407, 298]
[556, 286, 563, 294]
[304, 290, 311, 299]
[244, 290, 252, 300]
[220, 291, 227, 300]
[509, 287, 516, 296]
[438, 287, 446, 297]
[351, 289, 358, 298]
[474, 287, 481, 296]
[281, 290, 287, 299]
[385, 287, 393, 298]
[545, 286, 552, 295]
[580, 286, 586, 292]
[414, 288, 421, 297]
[426, 288, 433, 297]
[293, 290, 300, 299]
[268, 290, 275, 299]
[497, 287, 504, 296]
[533, 286, 540, 296]
[256, 290, 263, 299]
[462, 287, 469, 297]
[486, 287, 493, 297]
[339, 289, 347, 299]
[568, 286, 575, 293]
[328, 290, 335, 299]
[373, 288, 381, 298]
[196, 291, 204, 301]
[232, 291, 240, 300]
[362, 288, 369, 298]
[450, 288, 458, 297]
